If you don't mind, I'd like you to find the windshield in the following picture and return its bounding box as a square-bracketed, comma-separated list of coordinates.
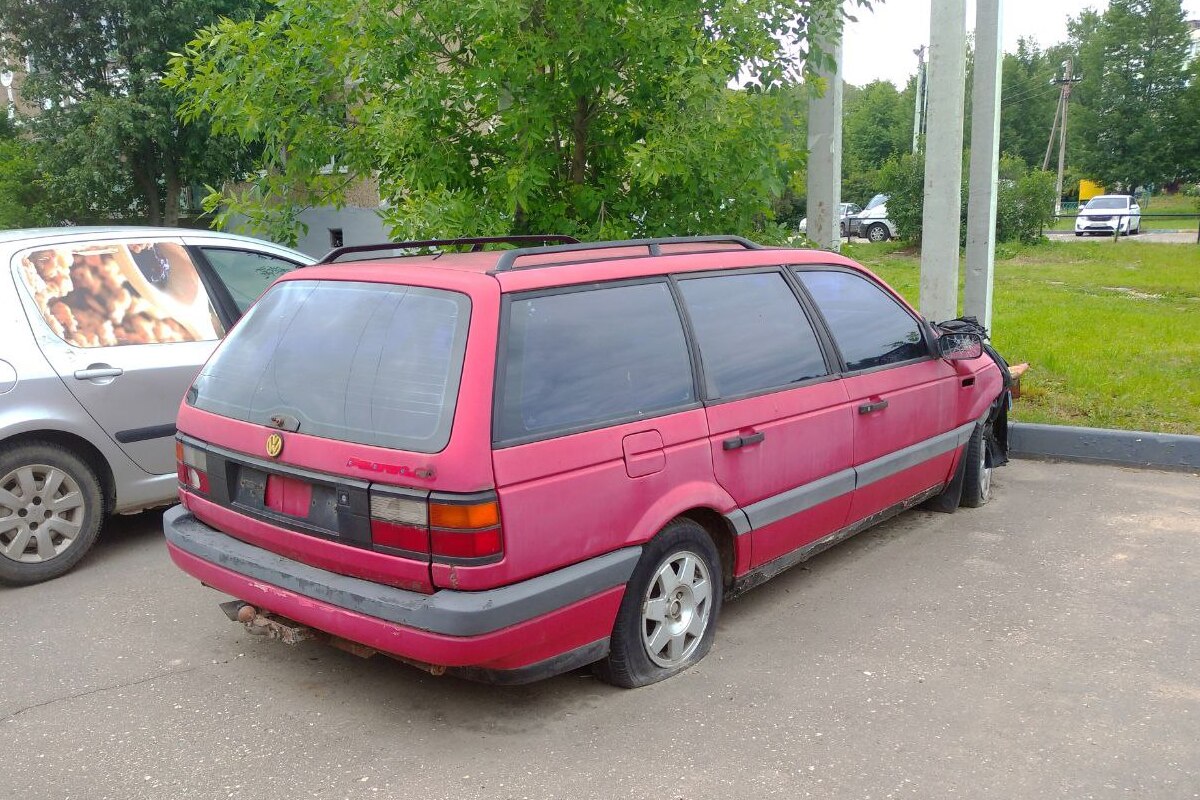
[190, 279, 471, 453]
[1085, 197, 1129, 210]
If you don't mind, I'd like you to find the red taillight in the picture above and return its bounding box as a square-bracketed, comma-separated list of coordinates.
[430, 526, 503, 560]
[369, 492, 429, 555]
[429, 499, 503, 562]
[176, 440, 209, 494]
[368, 491, 503, 563]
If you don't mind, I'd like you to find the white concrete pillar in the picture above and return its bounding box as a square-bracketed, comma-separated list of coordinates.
[919, 0, 968, 322]
[965, 0, 1004, 329]
[806, 32, 843, 253]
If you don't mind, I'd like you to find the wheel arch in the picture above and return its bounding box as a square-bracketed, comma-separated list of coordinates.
[1, 429, 116, 517]
[677, 507, 740, 590]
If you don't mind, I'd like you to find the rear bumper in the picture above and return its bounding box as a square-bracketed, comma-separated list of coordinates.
[164, 505, 635, 678]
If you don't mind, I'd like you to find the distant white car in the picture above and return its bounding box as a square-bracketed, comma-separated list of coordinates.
[849, 194, 897, 242]
[798, 203, 861, 238]
[1075, 194, 1141, 236]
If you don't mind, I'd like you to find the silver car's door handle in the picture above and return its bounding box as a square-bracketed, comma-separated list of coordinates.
[74, 366, 124, 380]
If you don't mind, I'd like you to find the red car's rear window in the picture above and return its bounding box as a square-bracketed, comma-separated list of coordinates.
[189, 279, 470, 453]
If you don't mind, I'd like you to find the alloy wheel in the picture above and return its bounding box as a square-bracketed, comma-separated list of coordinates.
[978, 446, 992, 502]
[641, 550, 713, 668]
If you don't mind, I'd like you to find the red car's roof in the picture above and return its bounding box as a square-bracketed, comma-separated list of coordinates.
[284, 242, 871, 293]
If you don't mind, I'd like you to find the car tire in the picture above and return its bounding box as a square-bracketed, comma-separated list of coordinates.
[0, 442, 104, 586]
[839, 221, 847, 238]
[959, 423, 992, 509]
[866, 223, 889, 243]
[1074, 232, 1083, 237]
[595, 518, 722, 688]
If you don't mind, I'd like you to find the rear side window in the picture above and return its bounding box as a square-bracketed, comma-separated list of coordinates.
[677, 271, 827, 398]
[496, 282, 695, 442]
[796, 270, 927, 372]
[190, 280, 469, 453]
[17, 241, 224, 348]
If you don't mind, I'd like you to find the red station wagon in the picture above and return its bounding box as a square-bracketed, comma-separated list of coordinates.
[165, 235, 1009, 687]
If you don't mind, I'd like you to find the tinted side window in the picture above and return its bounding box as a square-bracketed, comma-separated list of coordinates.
[497, 282, 695, 441]
[676, 272, 827, 398]
[198, 247, 300, 313]
[17, 241, 223, 348]
[796, 270, 927, 372]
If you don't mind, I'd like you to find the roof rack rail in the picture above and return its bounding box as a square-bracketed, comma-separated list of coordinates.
[490, 235, 764, 273]
[316, 235, 581, 265]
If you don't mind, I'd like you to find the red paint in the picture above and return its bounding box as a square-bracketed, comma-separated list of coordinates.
[167, 542, 623, 670]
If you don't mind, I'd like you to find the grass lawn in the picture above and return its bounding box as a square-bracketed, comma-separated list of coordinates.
[843, 238, 1200, 435]
[1049, 192, 1200, 232]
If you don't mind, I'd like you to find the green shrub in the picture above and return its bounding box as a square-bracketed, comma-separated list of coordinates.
[878, 150, 1054, 246]
[877, 152, 925, 243]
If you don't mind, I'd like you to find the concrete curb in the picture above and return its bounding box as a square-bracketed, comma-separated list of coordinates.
[1009, 422, 1200, 472]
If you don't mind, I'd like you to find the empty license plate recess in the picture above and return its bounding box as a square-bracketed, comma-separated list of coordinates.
[229, 462, 347, 537]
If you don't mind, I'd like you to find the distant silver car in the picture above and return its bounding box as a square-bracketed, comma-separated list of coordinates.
[798, 202, 861, 238]
[849, 194, 897, 242]
[0, 227, 311, 584]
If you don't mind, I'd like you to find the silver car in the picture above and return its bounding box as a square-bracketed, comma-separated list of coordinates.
[0, 227, 311, 585]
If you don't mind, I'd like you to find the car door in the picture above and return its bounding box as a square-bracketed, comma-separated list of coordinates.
[674, 269, 856, 568]
[491, 279, 713, 584]
[794, 268, 961, 524]
[187, 242, 309, 316]
[13, 236, 227, 475]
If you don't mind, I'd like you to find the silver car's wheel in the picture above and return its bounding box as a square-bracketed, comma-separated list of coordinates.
[866, 223, 889, 243]
[0, 464, 86, 562]
[641, 550, 714, 668]
[0, 443, 104, 585]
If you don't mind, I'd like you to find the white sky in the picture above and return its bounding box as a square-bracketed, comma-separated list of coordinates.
[843, 0, 1200, 87]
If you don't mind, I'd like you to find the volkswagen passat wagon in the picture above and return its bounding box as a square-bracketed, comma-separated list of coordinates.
[165, 235, 1009, 687]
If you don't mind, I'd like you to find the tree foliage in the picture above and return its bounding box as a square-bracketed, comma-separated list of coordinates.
[840, 78, 913, 205]
[0, 0, 264, 225]
[0, 120, 59, 228]
[167, 0, 871, 243]
[879, 151, 1054, 245]
[1069, 0, 1194, 189]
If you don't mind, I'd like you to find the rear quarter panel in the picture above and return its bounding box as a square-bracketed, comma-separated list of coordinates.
[466, 409, 735, 592]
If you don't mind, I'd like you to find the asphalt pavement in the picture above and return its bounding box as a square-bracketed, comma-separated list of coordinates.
[2, 459, 1198, 800]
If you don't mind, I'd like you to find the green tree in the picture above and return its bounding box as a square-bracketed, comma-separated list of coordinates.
[167, 0, 870, 243]
[996, 39, 1073, 170]
[0, 119, 59, 228]
[0, 0, 264, 225]
[1069, 0, 1192, 190]
[841, 79, 912, 205]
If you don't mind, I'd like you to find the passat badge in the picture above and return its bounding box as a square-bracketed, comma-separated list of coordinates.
[265, 433, 283, 458]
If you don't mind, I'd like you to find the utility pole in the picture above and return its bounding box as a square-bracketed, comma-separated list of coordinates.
[919, 0, 967, 323]
[1041, 91, 1061, 171]
[1048, 59, 1082, 215]
[805, 12, 844, 252]
[965, 0, 1004, 330]
[912, 46, 927, 153]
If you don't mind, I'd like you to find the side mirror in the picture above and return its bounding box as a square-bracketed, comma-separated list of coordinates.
[939, 332, 984, 361]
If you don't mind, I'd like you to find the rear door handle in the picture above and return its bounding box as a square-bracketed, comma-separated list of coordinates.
[858, 399, 889, 414]
[74, 366, 124, 380]
[723, 431, 766, 450]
